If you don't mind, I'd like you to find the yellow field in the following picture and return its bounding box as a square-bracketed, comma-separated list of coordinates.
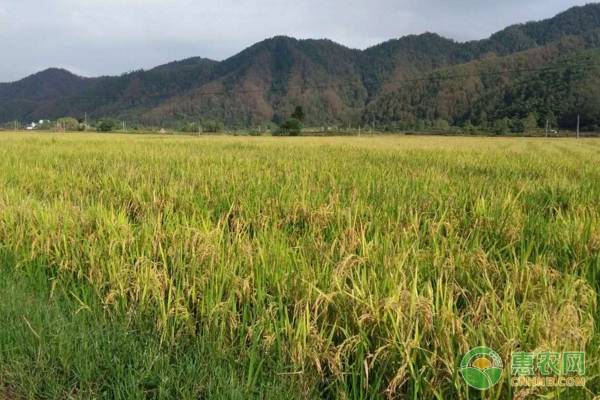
[0, 132, 598, 399]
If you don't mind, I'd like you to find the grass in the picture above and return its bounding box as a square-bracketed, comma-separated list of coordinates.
[0, 248, 309, 399]
[0, 132, 598, 399]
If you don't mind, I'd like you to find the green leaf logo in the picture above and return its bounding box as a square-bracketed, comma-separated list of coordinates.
[460, 347, 504, 390]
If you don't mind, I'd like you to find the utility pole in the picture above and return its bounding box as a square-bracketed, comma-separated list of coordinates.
[577, 113, 580, 139]
[84, 112, 88, 131]
[122, 121, 126, 133]
[14, 121, 17, 132]
[545, 119, 549, 138]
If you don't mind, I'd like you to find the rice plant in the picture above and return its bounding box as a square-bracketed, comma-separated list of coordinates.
[0, 133, 598, 399]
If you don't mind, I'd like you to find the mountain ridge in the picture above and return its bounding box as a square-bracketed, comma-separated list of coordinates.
[4, 2, 600, 84]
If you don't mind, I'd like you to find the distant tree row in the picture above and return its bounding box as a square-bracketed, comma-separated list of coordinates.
[0, 107, 590, 137]
[372, 112, 556, 135]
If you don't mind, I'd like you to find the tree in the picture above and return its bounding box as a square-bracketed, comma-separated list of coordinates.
[544, 111, 558, 130]
[462, 120, 476, 134]
[56, 117, 79, 131]
[291, 106, 306, 122]
[277, 118, 302, 136]
[521, 113, 539, 134]
[494, 118, 511, 135]
[96, 119, 117, 132]
[36, 120, 53, 131]
[202, 120, 224, 133]
[433, 118, 450, 131]
[478, 111, 489, 130]
[1, 121, 21, 131]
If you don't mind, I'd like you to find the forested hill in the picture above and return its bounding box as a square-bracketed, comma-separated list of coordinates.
[1, 3, 600, 131]
[367, 34, 600, 131]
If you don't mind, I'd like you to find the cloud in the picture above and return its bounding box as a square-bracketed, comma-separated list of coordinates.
[0, 0, 592, 82]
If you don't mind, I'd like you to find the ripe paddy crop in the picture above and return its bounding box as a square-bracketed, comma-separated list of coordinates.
[0, 133, 598, 399]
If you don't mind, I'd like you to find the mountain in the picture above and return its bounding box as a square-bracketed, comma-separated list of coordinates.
[2, 3, 600, 131]
[366, 35, 600, 130]
[0, 58, 219, 123]
[0, 68, 88, 99]
[0, 69, 95, 122]
[143, 37, 367, 126]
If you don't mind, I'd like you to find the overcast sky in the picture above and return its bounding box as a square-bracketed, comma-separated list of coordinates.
[0, 0, 593, 82]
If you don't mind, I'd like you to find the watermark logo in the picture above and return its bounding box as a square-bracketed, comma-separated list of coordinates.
[460, 347, 504, 390]
[511, 351, 586, 388]
[460, 348, 588, 390]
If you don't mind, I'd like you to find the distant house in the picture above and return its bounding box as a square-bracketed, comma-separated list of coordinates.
[26, 122, 37, 130]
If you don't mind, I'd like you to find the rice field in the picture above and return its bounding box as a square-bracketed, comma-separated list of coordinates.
[0, 132, 599, 399]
